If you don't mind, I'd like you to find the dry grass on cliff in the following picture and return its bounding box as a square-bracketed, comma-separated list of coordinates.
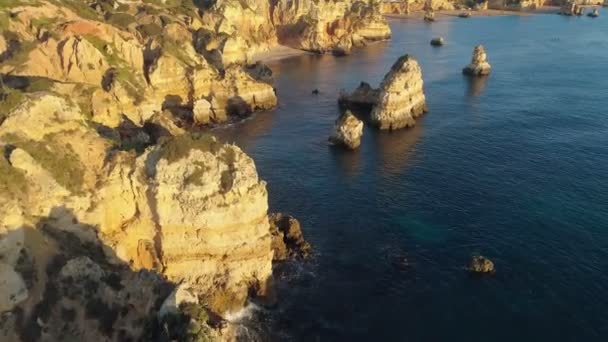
[160, 134, 220, 164]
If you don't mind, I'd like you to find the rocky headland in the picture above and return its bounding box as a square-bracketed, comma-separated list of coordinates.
[329, 110, 364, 149]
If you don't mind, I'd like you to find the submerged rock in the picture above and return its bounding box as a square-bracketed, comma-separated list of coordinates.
[430, 37, 445, 46]
[462, 45, 492, 76]
[468, 255, 495, 274]
[371, 55, 428, 130]
[329, 110, 364, 149]
[269, 213, 312, 260]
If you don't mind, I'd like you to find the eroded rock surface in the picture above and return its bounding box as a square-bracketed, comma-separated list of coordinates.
[0, 93, 290, 340]
[371, 55, 427, 130]
[462, 45, 492, 76]
[468, 255, 495, 274]
[329, 111, 364, 149]
[269, 213, 312, 260]
[339, 55, 427, 130]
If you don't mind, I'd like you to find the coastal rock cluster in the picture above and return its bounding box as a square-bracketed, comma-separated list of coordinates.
[339, 54, 428, 131]
[0, 0, 391, 129]
[462, 45, 492, 76]
[0, 92, 309, 340]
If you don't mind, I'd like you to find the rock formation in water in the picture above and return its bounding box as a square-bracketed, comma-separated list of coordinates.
[424, 9, 436, 21]
[462, 45, 492, 76]
[329, 110, 364, 149]
[269, 213, 312, 260]
[338, 81, 380, 111]
[338, 55, 428, 130]
[431, 37, 445, 46]
[588, 8, 600, 17]
[468, 255, 495, 274]
[0, 93, 312, 340]
[371, 55, 428, 130]
[560, 1, 583, 15]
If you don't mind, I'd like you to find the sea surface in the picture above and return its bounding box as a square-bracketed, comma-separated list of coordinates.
[215, 13, 608, 341]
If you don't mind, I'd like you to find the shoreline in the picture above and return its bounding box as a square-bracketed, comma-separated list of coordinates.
[253, 7, 565, 64]
[251, 45, 312, 63]
[384, 6, 562, 20]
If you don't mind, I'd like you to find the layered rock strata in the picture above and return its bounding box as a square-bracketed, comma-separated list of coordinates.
[462, 45, 492, 76]
[328, 111, 364, 149]
[0, 93, 298, 340]
[339, 55, 427, 130]
[371, 55, 427, 129]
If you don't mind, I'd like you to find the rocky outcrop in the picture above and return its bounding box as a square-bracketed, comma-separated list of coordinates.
[274, 0, 391, 54]
[588, 8, 600, 17]
[462, 45, 492, 76]
[431, 37, 445, 46]
[371, 55, 428, 130]
[338, 55, 427, 130]
[424, 9, 436, 21]
[468, 255, 495, 274]
[560, 1, 583, 15]
[338, 81, 379, 110]
[269, 213, 312, 260]
[0, 1, 277, 129]
[329, 111, 364, 149]
[0, 93, 290, 339]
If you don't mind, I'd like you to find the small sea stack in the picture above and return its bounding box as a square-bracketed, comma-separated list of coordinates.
[329, 110, 364, 149]
[430, 37, 445, 46]
[588, 8, 600, 17]
[371, 55, 428, 130]
[560, 1, 583, 15]
[459, 11, 471, 18]
[337, 55, 428, 130]
[424, 9, 435, 22]
[468, 255, 495, 274]
[462, 45, 491, 76]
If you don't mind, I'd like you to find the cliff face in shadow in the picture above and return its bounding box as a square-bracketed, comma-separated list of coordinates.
[0, 207, 228, 342]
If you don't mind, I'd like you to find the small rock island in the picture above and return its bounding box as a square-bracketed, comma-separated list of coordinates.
[339, 54, 428, 130]
[329, 110, 364, 149]
[463, 45, 492, 76]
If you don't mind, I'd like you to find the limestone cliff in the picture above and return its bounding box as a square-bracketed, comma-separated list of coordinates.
[329, 110, 364, 149]
[273, 0, 391, 54]
[0, 1, 277, 129]
[0, 93, 285, 340]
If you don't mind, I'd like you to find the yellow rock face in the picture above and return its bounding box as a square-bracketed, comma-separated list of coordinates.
[371, 55, 428, 130]
[0, 94, 274, 316]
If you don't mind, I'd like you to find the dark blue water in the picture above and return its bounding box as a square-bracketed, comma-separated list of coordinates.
[216, 14, 608, 341]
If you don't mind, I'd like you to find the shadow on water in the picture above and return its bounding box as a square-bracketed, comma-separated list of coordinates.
[369, 123, 424, 175]
[465, 75, 489, 98]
